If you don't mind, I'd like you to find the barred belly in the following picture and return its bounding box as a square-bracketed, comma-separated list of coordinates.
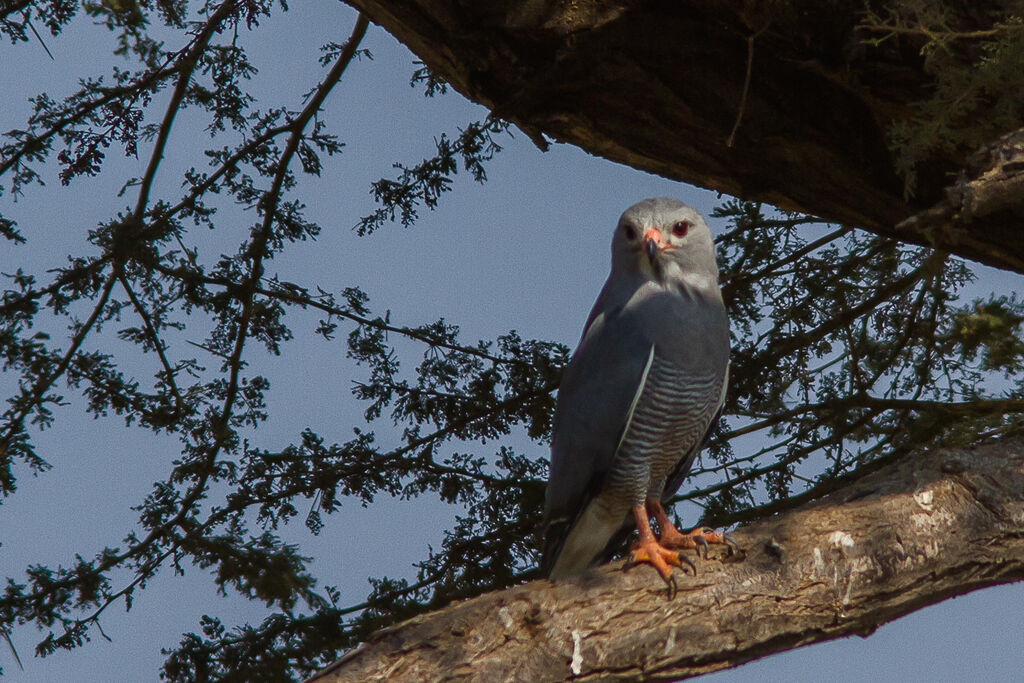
[604, 350, 723, 509]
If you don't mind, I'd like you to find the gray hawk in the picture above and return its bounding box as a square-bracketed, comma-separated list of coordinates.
[541, 197, 732, 590]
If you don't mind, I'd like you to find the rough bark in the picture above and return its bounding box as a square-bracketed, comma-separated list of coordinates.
[309, 437, 1024, 682]
[344, 1, 1024, 274]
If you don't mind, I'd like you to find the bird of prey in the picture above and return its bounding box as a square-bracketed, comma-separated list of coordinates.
[541, 197, 731, 591]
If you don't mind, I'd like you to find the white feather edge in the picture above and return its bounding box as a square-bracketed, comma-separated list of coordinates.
[615, 344, 656, 455]
[719, 360, 730, 411]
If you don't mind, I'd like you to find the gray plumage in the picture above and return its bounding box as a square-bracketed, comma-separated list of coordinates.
[541, 198, 729, 578]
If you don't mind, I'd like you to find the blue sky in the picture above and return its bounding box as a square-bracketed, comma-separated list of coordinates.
[2, 4, 1023, 680]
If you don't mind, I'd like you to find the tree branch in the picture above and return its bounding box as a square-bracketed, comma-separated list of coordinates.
[341, 0, 1024, 273]
[149, 262, 521, 365]
[894, 127, 1024, 272]
[0, 54, 178, 179]
[132, 0, 238, 219]
[115, 269, 184, 412]
[0, 272, 117, 480]
[311, 437, 1024, 682]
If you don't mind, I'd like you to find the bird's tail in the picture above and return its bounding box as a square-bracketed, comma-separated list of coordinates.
[544, 499, 624, 578]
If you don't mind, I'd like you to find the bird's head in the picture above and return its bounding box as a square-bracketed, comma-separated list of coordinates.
[611, 197, 719, 289]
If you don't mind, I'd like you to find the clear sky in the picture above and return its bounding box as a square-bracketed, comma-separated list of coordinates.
[2, 4, 1023, 681]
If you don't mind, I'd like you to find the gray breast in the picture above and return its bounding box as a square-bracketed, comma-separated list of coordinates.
[603, 348, 724, 509]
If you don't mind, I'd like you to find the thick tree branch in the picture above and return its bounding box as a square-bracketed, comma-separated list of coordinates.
[344, 0, 1024, 274]
[894, 127, 1024, 271]
[311, 437, 1024, 682]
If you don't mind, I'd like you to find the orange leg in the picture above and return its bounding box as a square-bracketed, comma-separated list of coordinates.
[626, 505, 694, 598]
[647, 498, 738, 558]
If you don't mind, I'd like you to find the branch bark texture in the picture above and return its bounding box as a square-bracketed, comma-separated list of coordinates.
[343, 0, 1024, 274]
[311, 437, 1024, 681]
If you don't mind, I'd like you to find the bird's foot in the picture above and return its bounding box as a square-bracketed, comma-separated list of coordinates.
[659, 526, 739, 559]
[625, 537, 695, 598]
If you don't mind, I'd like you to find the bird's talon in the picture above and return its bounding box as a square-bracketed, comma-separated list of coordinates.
[677, 551, 696, 576]
[629, 533, 690, 589]
[676, 525, 740, 558]
[666, 574, 678, 600]
[723, 533, 740, 556]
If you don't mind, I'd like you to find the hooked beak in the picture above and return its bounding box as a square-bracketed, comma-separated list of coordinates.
[643, 228, 662, 265]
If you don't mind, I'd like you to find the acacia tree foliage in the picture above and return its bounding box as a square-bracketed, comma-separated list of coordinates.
[1, 2, 1024, 681]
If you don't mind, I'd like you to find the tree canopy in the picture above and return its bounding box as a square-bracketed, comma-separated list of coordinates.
[1, 1, 1024, 680]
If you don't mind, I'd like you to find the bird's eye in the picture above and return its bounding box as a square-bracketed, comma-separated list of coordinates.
[621, 223, 638, 241]
[671, 220, 690, 238]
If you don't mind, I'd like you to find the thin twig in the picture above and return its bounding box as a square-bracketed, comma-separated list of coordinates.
[0, 257, 110, 317]
[116, 270, 184, 412]
[150, 263, 518, 365]
[23, 10, 54, 60]
[1, 626, 22, 671]
[726, 22, 770, 148]
[722, 226, 850, 300]
[133, 0, 238, 219]
[859, 20, 1023, 44]
[0, 61, 179, 179]
[676, 407, 887, 507]
[750, 252, 940, 369]
[0, 272, 117, 460]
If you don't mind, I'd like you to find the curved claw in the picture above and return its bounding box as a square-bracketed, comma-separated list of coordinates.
[677, 550, 697, 576]
[689, 527, 740, 558]
[722, 533, 740, 556]
[692, 534, 709, 559]
[666, 574, 678, 600]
